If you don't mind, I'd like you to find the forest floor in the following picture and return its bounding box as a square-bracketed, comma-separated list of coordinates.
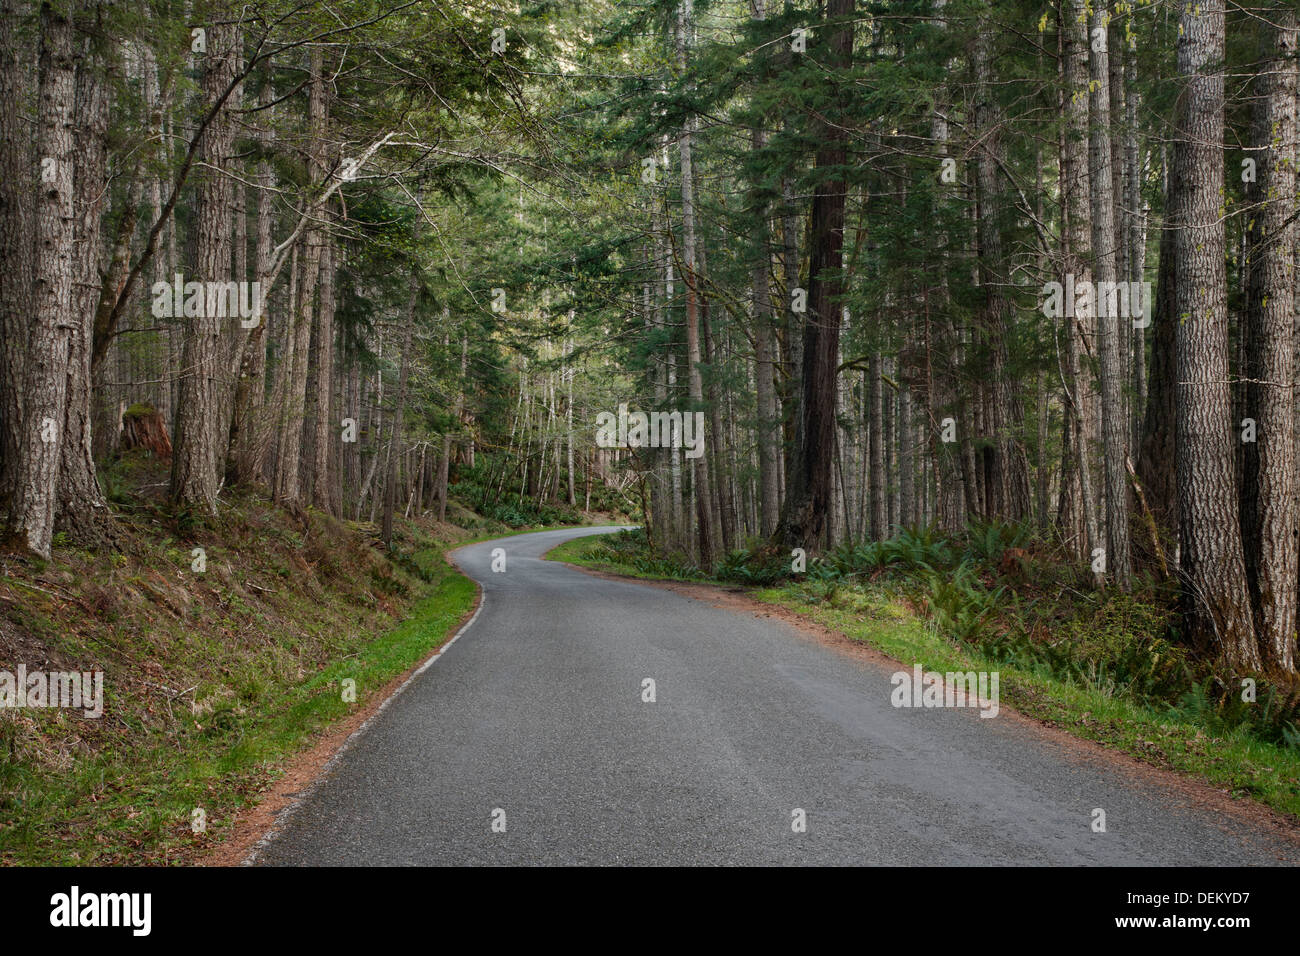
[0, 450, 611, 864]
[546, 533, 1300, 825]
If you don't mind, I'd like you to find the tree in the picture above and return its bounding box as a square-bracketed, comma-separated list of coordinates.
[273, 48, 325, 505]
[749, 0, 780, 538]
[1241, 10, 1298, 673]
[0, 0, 34, 505]
[676, 0, 715, 566]
[382, 268, 418, 550]
[58, 4, 115, 545]
[1060, 0, 1101, 568]
[171, 20, 240, 513]
[1087, 0, 1131, 588]
[10, 0, 76, 559]
[310, 226, 338, 515]
[1172, 1, 1260, 670]
[973, 10, 1030, 523]
[776, 0, 855, 549]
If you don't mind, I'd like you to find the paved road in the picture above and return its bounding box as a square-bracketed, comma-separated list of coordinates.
[252, 526, 1298, 866]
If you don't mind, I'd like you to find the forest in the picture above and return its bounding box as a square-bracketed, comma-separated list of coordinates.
[3, 0, 1300, 694]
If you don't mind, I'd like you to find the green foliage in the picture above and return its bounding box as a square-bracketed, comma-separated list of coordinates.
[714, 547, 790, 585]
[562, 529, 705, 581]
[922, 560, 1007, 645]
[807, 526, 959, 582]
[600, 527, 648, 556]
[388, 548, 436, 583]
[451, 455, 612, 529]
[1164, 680, 1300, 751]
[960, 519, 1033, 565]
[629, 554, 703, 580]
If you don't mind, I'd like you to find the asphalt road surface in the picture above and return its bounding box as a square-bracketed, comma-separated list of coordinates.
[250, 526, 1298, 866]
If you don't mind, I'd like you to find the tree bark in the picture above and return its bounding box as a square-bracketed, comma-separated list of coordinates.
[0, 0, 34, 505]
[1125, 35, 1147, 458]
[1172, 1, 1261, 670]
[58, 14, 115, 545]
[1242, 10, 1298, 672]
[273, 49, 324, 505]
[10, 1, 76, 558]
[1062, 0, 1100, 566]
[868, 352, 885, 539]
[382, 272, 418, 548]
[310, 225, 336, 514]
[170, 21, 239, 513]
[775, 0, 854, 549]
[974, 14, 1030, 522]
[676, 0, 715, 565]
[231, 69, 274, 486]
[1088, 1, 1132, 587]
[750, 0, 780, 538]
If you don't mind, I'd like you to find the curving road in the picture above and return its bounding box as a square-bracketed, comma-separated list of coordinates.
[250, 526, 1299, 866]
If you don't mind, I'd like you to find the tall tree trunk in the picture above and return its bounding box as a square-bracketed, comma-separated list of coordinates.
[899, 376, 914, 531]
[885, 358, 898, 534]
[437, 329, 467, 524]
[649, 194, 671, 547]
[382, 272, 418, 549]
[868, 352, 885, 539]
[565, 328, 575, 507]
[310, 225, 336, 514]
[1242, 10, 1298, 673]
[10, 1, 75, 558]
[1088, 1, 1132, 588]
[776, 0, 854, 548]
[355, 320, 382, 520]
[676, 0, 715, 566]
[698, 242, 732, 551]
[779, 172, 800, 504]
[974, 13, 1029, 522]
[170, 21, 238, 512]
[750, 0, 780, 538]
[665, 245, 683, 546]
[268, 241, 298, 491]
[58, 15, 115, 545]
[273, 50, 324, 504]
[1173, 1, 1260, 670]
[1126, 36, 1147, 458]
[752, 160, 780, 538]
[0, 0, 34, 505]
[1062, 0, 1100, 564]
[231, 70, 274, 486]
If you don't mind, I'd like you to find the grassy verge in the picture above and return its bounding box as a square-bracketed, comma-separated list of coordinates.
[544, 528, 694, 580]
[549, 531, 1300, 820]
[1, 461, 596, 865]
[0, 533, 479, 865]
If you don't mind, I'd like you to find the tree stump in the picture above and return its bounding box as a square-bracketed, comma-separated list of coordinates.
[121, 403, 172, 460]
